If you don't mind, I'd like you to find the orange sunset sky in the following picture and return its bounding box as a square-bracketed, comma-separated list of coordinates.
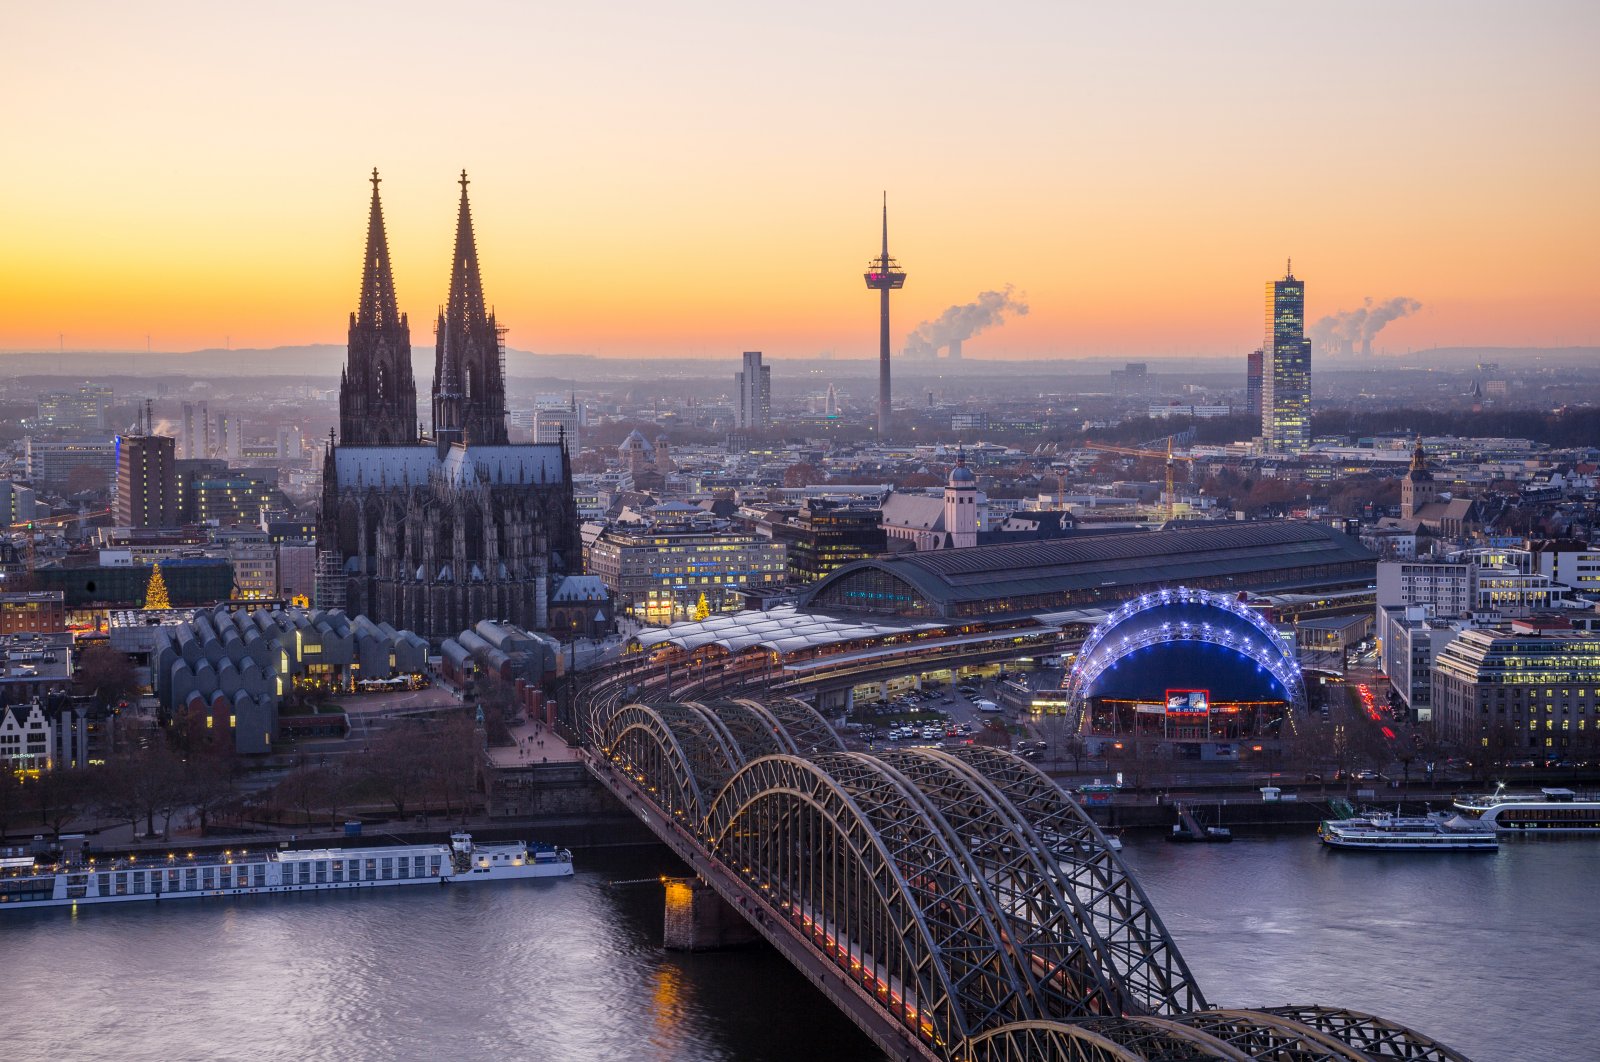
[2, 2, 1596, 360]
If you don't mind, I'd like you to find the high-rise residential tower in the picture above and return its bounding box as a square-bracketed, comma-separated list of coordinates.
[1261, 262, 1311, 454]
[114, 432, 178, 529]
[863, 194, 905, 439]
[735, 351, 771, 431]
[181, 401, 209, 459]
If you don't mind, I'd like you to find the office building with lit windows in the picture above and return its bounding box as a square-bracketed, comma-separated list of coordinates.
[1260, 264, 1311, 454]
[24, 438, 117, 491]
[193, 475, 284, 526]
[585, 522, 787, 624]
[769, 501, 888, 585]
[1433, 622, 1600, 758]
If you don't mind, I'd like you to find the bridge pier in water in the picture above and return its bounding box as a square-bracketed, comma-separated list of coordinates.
[662, 877, 760, 952]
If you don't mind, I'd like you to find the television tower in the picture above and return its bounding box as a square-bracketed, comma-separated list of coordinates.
[863, 193, 905, 439]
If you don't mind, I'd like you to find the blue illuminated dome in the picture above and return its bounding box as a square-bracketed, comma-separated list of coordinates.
[1066, 587, 1305, 711]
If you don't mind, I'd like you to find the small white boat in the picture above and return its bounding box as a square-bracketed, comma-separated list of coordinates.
[1319, 811, 1497, 852]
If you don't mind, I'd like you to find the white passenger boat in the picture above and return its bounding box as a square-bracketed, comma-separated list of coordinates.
[0, 832, 573, 911]
[1318, 811, 1497, 851]
[1452, 787, 1600, 833]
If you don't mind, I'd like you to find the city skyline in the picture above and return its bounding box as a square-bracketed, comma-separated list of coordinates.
[3, 3, 1596, 359]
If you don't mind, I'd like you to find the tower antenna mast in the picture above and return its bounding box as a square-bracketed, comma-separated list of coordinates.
[863, 192, 906, 440]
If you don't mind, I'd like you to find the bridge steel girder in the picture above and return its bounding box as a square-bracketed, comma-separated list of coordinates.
[596, 701, 723, 826]
[961, 1020, 1147, 1062]
[758, 695, 847, 755]
[879, 748, 1132, 1021]
[947, 746, 1206, 1016]
[819, 752, 1049, 1035]
[1258, 1007, 1473, 1062]
[695, 698, 792, 761]
[1117, 1008, 1376, 1061]
[707, 752, 1011, 1052]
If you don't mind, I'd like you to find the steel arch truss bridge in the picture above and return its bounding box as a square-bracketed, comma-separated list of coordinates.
[583, 684, 1469, 1062]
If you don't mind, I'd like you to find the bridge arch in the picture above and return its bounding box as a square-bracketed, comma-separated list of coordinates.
[963, 1021, 1147, 1062]
[596, 701, 733, 825]
[947, 746, 1206, 1014]
[707, 753, 1034, 1049]
[1064, 586, 1307, 715]
[694, 697, 801, 758]
[881, 747, 1145, 1019]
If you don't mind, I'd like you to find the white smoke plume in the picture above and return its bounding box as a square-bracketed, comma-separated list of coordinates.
[1311, 296, 1422, 355]
[902, 286, 1029, 359]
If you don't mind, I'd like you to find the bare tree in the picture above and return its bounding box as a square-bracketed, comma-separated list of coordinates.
[317, 763, 361, 828]
[0, 767, 22, 841]
[274, 764, 325, 825]
[426, 713, 482, 820]
[362, 721, 432, 818]
[184, 756, 237, 836]
[108, 744, 187, 838]
[28, 768, 88, 840]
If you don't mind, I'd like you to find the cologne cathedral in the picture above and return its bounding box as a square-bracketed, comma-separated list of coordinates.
[318, 171, 580, 639]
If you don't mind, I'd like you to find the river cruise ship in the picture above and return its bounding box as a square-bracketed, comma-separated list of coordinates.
[1319, 811, 1498, 851]
[0, 832, 573, 911]
[1452, 787, 1600, 833]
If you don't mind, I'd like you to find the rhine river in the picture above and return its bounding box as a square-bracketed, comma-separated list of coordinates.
[4, 834, 1592, 1062]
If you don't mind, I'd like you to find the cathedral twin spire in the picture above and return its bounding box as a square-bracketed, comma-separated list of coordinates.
[432, 170, 508, 447]
[339, 169, 417, 446]
[357, 169, 401, 330]
[339, 170, 507, 449]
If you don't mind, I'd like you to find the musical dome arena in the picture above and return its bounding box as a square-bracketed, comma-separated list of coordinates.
[1064, 587, 1306, 744]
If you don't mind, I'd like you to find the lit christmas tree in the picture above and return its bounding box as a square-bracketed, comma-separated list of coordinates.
[692, 592, 711, 622]
[143, 563, 171, 610]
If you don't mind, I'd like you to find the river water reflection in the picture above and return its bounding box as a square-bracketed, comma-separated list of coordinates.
[3, 836, 1589, 1061]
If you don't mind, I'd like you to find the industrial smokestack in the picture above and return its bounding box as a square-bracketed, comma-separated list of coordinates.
[902, 286, 1029, 360]
[1310, 296, 1422, 356]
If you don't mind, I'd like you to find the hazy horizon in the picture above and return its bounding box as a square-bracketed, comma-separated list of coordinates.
[3, 3, 1596, 358]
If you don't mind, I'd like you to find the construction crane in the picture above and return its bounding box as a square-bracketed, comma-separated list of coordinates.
[1085, 439, 1199, 523]
[7, 508, 111, 532]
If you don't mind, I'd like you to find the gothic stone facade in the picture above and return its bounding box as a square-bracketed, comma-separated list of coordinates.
[319, 172, 579, 640]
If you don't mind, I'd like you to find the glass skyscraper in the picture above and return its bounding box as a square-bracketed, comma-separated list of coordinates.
[1261, 263, 1311, 453]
